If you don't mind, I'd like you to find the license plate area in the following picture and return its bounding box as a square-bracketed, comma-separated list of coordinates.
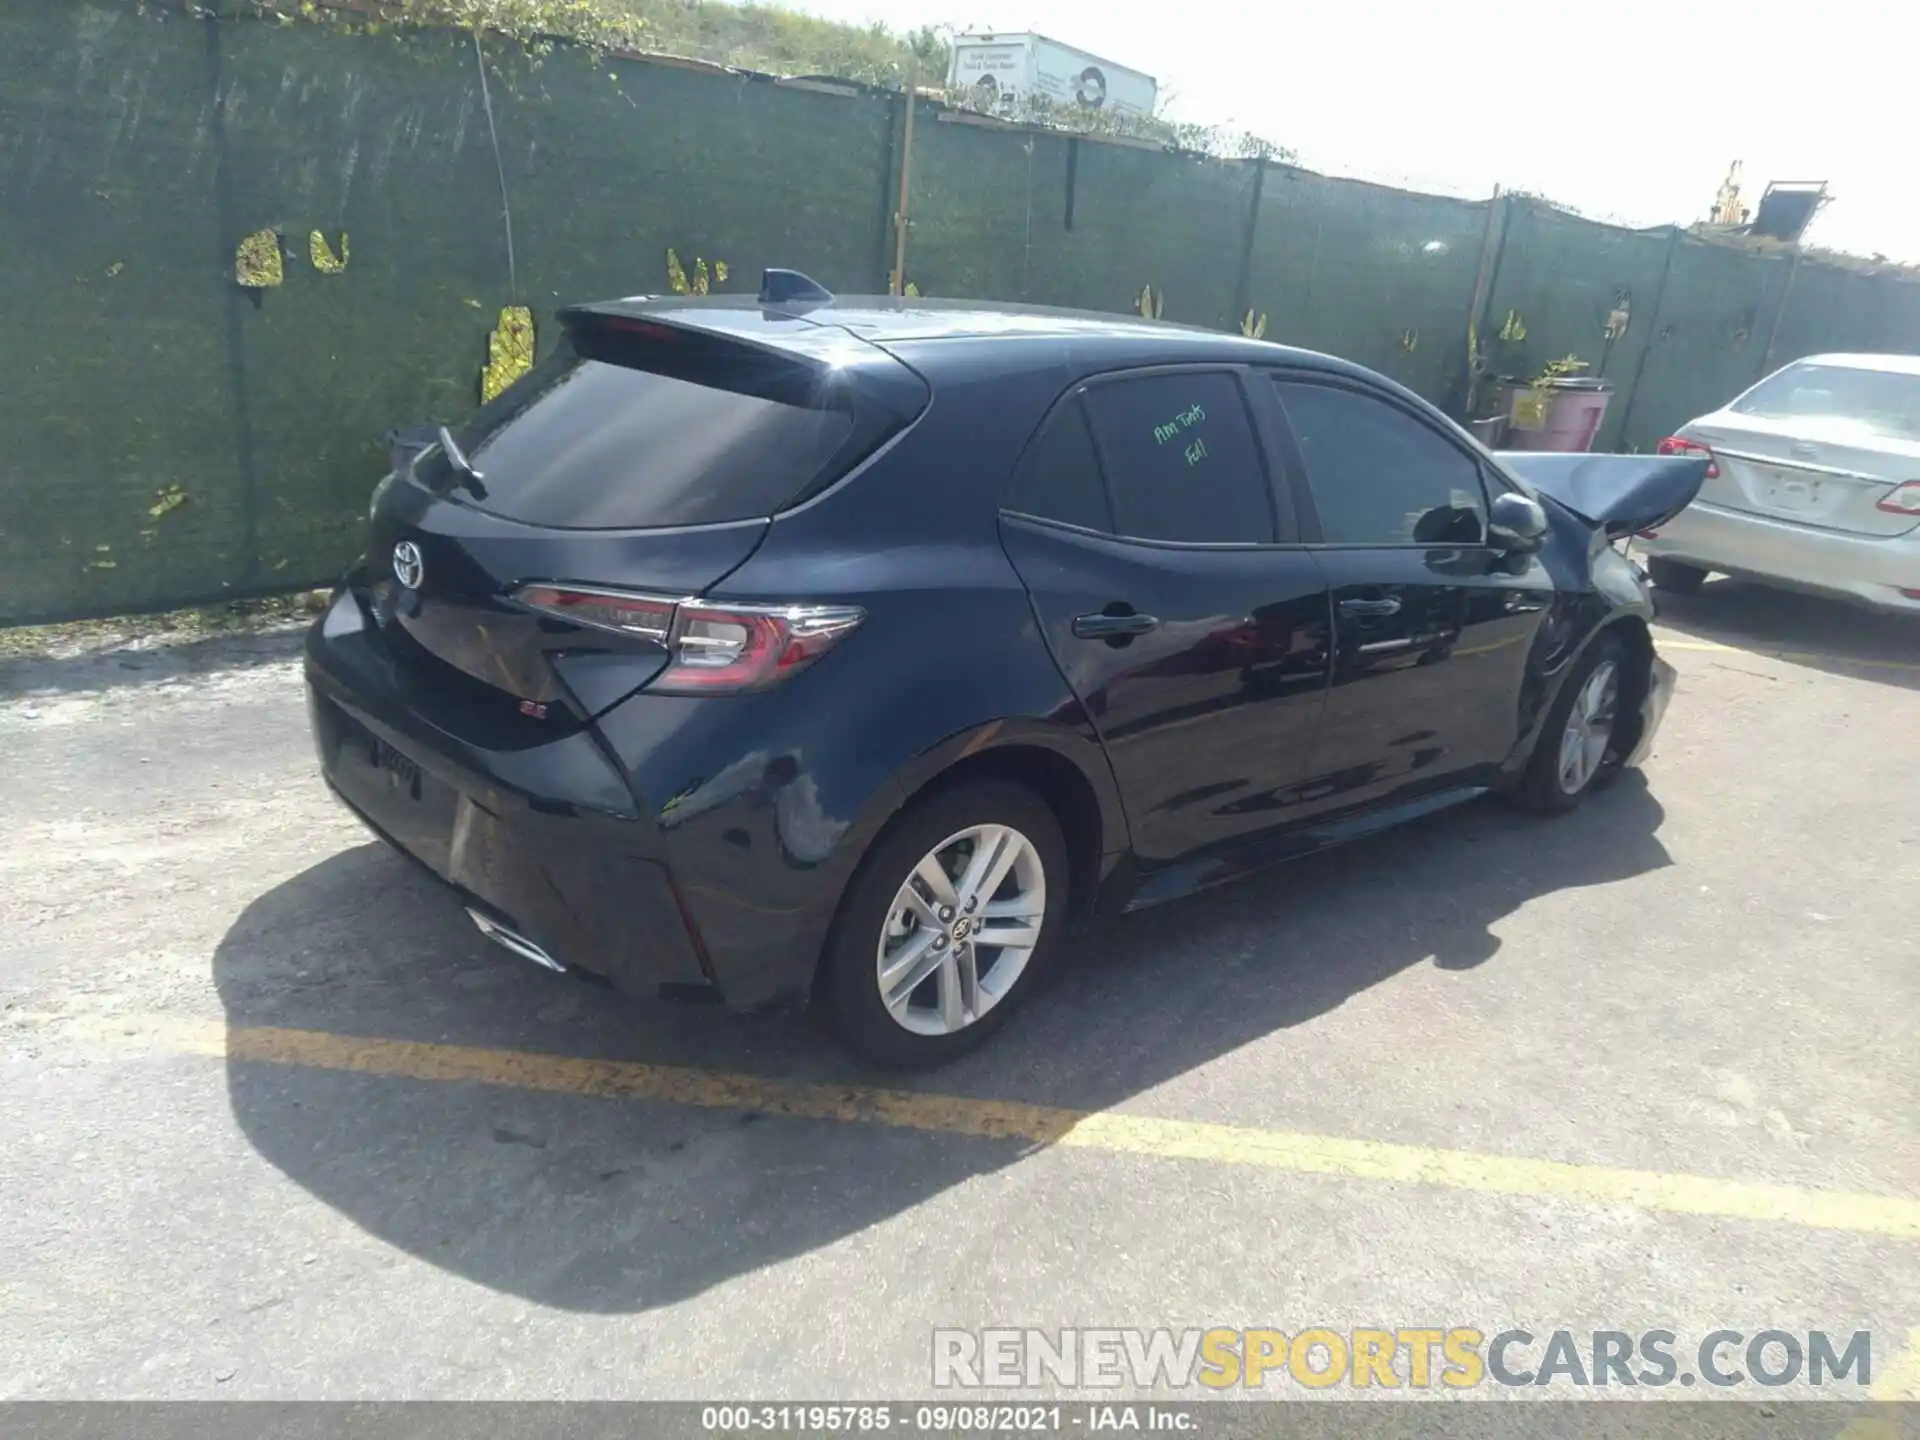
[369, 735, 422, 799]
[1726, 454, 1875, 524]
[1760, 474, 1820, 512]
[320, 700, 460, 874]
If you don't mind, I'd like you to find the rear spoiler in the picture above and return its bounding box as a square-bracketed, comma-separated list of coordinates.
[555, 301, 928, 419]
[1500, 452, 1710, 540]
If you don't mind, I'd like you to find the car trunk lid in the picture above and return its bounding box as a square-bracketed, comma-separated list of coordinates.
[365, 494, 767, 718]
[1683, 412, 1920, 537]
[362, 304, 928, 720]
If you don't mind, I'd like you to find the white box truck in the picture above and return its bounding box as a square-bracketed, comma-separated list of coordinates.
[947, 33, 1157, 124]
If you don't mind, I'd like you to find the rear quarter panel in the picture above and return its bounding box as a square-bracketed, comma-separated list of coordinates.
[595, 349, 1126, 1008]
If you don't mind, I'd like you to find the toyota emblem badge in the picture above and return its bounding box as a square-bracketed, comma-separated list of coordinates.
[392, 540, 424, 590]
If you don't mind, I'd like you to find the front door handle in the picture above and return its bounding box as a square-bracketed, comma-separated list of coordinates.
[1338, 596, 1402, 619]
[1072, 611, 1160, 639]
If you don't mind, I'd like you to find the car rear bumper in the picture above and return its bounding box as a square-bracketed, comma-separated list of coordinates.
[307, 676, 715, 999]
[304, 587, 720, 1002]
[1641, 501, 1920, 612]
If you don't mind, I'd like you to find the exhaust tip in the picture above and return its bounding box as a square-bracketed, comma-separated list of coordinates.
[466, 908, 567, 973]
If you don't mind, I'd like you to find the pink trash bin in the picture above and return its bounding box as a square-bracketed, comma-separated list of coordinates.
[1508, 378, 1615, 453]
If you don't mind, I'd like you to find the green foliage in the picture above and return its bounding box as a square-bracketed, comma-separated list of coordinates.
[598, 3, 945, 84]
[1152, 121, 1292, 161]
[1533, 353, 1588, 385]
[259, 0, 648, 52]
[1514, 354, 1589, 428]
[942, 81, 1291, 160]
[255, 2, 1280, 153]
[255, 0, 944, 83]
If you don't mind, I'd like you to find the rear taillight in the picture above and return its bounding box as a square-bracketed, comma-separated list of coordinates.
[513, 584, 675, 643]
[660, 602, 865, 692]
[1875, 481, 1920, 516]
[512, 585, 863, 694]
[1656, 436, 1719, 479]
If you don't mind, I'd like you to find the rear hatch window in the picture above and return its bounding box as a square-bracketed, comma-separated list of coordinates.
[414, 317, 886, 529]
[369, 310, 925, 721]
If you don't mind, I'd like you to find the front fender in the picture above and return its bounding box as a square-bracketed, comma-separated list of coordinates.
[1506, 615, 1661, 782]
[1504, 544, 1658, 779]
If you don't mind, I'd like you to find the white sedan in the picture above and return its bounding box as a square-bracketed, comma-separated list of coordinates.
[1637, 352, 1920, 613]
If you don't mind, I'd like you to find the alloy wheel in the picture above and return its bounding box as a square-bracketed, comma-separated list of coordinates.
[875, 824, 1047, 1037]
[1557, 659, 1619, 795]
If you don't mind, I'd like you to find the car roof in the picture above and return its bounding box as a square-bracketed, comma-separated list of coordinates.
[574, 292, 1371, 382]
[1781, 352, 1920, 375]
[588, 292, 1216, 341]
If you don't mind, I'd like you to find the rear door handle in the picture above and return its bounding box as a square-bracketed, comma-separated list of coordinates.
[1072, 611, 1160, 639]
[1338, 596, 1402, 618]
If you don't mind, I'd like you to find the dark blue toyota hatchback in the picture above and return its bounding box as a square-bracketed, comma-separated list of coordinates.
[306, 271, 1706, 1067]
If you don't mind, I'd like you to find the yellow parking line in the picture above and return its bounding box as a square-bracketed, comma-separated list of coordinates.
[47, 1014, 1920, 1241]
[1657, 639, 1741, 654]
[1658, 637, 1920, 673]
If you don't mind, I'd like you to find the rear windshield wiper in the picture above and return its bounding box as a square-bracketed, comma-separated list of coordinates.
[436, 424, 488, 499]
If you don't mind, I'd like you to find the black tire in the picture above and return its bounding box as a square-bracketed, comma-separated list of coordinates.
[823, 779, 1069, 1069]
[1646, 557, 1708, 595]
[1515, 632, 1630, 815]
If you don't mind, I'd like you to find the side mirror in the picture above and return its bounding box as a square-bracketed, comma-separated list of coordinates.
[1487, 492, 1548, 553]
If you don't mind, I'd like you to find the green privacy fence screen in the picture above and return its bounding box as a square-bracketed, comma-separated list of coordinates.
[4, 0, 1918, 624]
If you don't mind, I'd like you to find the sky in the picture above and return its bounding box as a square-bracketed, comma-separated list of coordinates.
[789, 0, 1920, 261]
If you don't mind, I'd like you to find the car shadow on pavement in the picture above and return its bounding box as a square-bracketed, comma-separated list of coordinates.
[212, 774, 1669, 1315]
[1653, 578, 1920, 691]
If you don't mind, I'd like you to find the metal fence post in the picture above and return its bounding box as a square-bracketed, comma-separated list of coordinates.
[1759, 248, 1803, 377]
[1611, 226, 1682, 451]
[872, 91, 901, 291]
[1229, 154, 1268, 333]
[1461, 187, 1510, 419]
[204, 8, 260, 589]
[889, 69, 917, 296]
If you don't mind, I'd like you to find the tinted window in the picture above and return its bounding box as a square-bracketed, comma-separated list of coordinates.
[1274, 381, 1486, 545]
[1082, 373, 1275, 543]
[416, 331, 858, 529]
[1005, 398, 1112, 531]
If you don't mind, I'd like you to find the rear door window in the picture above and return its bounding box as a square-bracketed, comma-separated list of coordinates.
[1081, 372, 1276, 544]
[1272, 380, 1487, 545]
[417, 329, 860, 529]
[1004, 396, 1113, 532]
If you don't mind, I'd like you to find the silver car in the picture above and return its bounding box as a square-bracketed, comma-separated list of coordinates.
[1637, 353, 1920, 612]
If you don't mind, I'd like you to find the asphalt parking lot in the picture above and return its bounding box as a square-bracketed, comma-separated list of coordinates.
[2, 578, 1917, 1405]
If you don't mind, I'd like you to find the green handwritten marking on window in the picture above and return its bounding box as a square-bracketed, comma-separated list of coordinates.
[1185, 437, 1209, 468]
[1153, 403, 1206, 447]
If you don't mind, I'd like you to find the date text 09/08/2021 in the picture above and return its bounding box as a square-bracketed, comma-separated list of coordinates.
[702, 1405, 1194, 1433]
